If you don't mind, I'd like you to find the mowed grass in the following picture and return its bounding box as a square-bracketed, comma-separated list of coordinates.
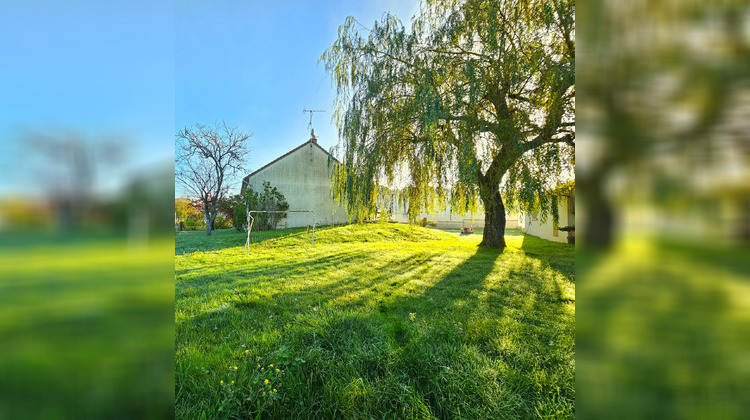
[175, 224, 575, 419]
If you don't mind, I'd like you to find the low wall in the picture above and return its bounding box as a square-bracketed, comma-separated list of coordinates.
[405, 219, 518, 229]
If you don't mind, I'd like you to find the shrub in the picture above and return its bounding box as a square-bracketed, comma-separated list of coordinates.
[176, 197, 206, 231]
[418, 217, 437, 227]
[229, 182, 289, 232]
[213, 214, 233, 230]
[182, 218, 204, 231]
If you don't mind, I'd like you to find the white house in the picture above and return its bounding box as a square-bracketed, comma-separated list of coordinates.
[241, 135, 350, 228]
[518, 187, 575, 243]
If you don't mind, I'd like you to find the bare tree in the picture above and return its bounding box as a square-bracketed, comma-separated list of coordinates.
[24, 131, 125, 232]
[175, 122, 251, 236]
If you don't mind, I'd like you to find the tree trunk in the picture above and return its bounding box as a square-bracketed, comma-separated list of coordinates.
[583, 195, 613, 248]
[578, 174, 614, 249]
[479, 187, 507, 249]
[205, 210, 214, 236]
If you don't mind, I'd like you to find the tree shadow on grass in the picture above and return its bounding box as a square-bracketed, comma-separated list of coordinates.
[178, 232, 574, 349]
[518, 232, 575, 282]
[176, 240, 576, 419]
[179, 249, 447, 325]
[365, 246, 573, 418]
[175, 226, 333, 255]
[383, 242, 573, 346]
[175, 247, 380, 291]
[385, 246, 502, 318]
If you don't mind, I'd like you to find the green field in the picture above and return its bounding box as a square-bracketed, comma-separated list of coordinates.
[175, 224, 575, 419]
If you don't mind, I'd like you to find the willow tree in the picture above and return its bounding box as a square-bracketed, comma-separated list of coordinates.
[321, 0, 574, 248]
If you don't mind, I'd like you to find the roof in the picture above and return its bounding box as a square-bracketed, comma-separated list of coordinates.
[243, 139, 341, 181]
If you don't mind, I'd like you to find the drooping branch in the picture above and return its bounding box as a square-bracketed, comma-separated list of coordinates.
[322, 0, 575, 248]
[521, 133, 575, 154]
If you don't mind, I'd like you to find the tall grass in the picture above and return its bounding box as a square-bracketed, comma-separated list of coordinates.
[175, 224, 575, 419]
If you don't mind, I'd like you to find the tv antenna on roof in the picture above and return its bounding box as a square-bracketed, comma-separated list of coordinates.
[303, 108, 325, 137]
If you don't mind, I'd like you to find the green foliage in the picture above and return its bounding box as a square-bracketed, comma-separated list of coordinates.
[418, 217, 437, 227]
[175, 198, 205, 231]
[230, 182, 290, 232]
[213, 214, 232, 230]
[226, 193, 247, 231]
[181, 217, 205, 231]
[321, 0, 574, 243]
[175, 198, 192, 220]
[551, 180, 575, 198]
[175, 225, 575, 419]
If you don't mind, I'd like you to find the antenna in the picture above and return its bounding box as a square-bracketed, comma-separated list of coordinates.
[302, 108, 325, 136]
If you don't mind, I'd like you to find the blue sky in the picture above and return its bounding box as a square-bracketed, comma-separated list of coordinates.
[176, 0, 420, 197]
[0, 1, 175, 197]
[1, 1, 419, 199]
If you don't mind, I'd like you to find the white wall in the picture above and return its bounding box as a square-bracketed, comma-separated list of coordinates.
[388, 207, 518, 229]
[519, 197, 574, 243]
[245, 141, 350, 228]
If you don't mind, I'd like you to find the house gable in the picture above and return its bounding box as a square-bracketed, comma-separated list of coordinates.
[241, 139, 348, 227]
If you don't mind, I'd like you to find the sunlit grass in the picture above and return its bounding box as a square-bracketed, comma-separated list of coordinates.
[176, 223, 575, 419]
[577, 235, 750, 419]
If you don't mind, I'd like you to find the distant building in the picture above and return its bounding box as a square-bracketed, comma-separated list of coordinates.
[241, 134, 350, 228]
[376, 189, 517, 229]
[385, 203, 517, 230]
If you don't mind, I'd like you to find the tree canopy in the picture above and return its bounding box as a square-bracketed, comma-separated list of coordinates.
[321, 0, 574, 248]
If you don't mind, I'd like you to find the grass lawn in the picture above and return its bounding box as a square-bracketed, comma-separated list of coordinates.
[175, 223, 575, 419]
[576, 237, 750, 419]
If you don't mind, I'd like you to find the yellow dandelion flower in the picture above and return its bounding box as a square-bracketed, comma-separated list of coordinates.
[273, 389, 277, 393]
[234, 366, 238, 370]
[257, 364, 260, 368]
[231, 380, 234, 384]
[245, 350, 249, 354]
[262, 367, 264, 370]
[220, 380, 223, 384]
[264, 379, 269, 384]
[269, 364, 273, 367]
[276, 368, 280, 372]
